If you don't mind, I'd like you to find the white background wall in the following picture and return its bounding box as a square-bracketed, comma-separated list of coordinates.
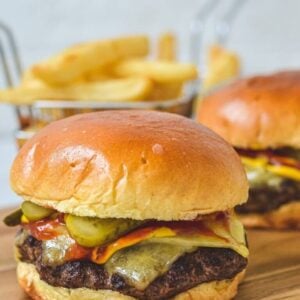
[1, 0, 300, 207]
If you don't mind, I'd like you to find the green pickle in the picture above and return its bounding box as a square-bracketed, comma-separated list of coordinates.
[21, 201, 55, 221]
[3, 209, 22, 226]
[65, 215, 142, 247]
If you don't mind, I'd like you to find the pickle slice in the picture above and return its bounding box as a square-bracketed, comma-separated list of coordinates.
[21, 201, 55, 221]
[3, 209, 22, 226]
[65, 215, 142, 247]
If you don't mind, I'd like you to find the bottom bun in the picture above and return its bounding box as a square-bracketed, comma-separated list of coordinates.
[239, 201, 300, 229]
[17, 262, 245, 300]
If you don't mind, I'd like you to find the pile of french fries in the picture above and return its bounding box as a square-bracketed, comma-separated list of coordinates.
[0, 33, 198, 104]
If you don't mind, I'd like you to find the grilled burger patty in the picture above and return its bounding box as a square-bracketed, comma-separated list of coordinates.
[18, 233, 247, 300]
[236, 179, 300, 214]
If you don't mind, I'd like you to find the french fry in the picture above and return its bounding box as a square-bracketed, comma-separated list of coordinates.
[113, 59, 198, 83]
[0, 78, 153, 104]
[148, 82, 183, 100]
[203, 44, 241, 90]
[32, 36, 149, 85]
[23, 65, 113, 87]
[21, 68, 46, 88]
[157, 32, 176, 61]
[82, 66, 114, 82]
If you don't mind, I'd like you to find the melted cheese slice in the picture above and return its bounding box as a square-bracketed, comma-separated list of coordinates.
[92, 227, 176, 264]
[92, 213, 248, 265]
[241, 156, 300, 181]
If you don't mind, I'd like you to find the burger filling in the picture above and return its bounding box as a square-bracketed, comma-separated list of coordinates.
[5, 204, 248, 299]
[236, 147, 300, 214]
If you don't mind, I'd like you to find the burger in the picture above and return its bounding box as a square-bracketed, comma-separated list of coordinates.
[198, 71, 300, 229]
[4, 110, 248, 299]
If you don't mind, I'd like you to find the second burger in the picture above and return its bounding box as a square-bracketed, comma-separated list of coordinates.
[198, 71, 300, 229]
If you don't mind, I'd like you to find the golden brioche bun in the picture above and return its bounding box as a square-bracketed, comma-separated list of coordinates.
[17, 262, 245, 300]
[239, 201, 300, 229]
[198, 71, 300, 149]
[11, 111, 248, 220]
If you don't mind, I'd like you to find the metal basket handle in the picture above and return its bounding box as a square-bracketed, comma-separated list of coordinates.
[214, 0, 247, 46]
[0, 21, 22, 87]
[189, 0, 221, 69]
[0, 21, 31, 129]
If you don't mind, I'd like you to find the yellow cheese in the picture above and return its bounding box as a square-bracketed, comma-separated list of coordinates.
[241, 156, 300, 181]
[105, 242, 195, 290]
[92, 227, 176, 264]
[267, 165, 300, 181]
[21, 215, 30, 224]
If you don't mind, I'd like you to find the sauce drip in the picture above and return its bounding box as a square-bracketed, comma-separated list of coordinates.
[236, 148, 300, 169]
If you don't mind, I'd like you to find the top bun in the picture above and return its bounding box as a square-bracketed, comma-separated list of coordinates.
[198, 71, 300, 149]
[11, 111, 248, 220]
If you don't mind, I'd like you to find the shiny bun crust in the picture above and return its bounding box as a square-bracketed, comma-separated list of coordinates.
[11, 110, 248, 220]
[239, 201, 300, 229]
[198, 71, 300, 149]
[17, 262, 245, 300]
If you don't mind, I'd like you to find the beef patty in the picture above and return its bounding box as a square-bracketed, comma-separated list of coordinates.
[18, 234, 247, 299]
[236, 179, 300, 214]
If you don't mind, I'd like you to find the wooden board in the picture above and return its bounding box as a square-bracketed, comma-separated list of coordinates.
[0, 207, 300, 299]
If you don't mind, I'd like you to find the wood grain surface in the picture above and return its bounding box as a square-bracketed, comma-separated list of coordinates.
[0, 207, 299, 299]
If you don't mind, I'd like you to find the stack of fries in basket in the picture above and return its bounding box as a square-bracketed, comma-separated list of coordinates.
[0, 33, 198, 104]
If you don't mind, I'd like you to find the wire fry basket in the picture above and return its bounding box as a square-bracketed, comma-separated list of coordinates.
[1, 0, 245, 148]
[0, 21, 33, 129]
[0, 22, 201, 149]
[32, 88, 196, 124]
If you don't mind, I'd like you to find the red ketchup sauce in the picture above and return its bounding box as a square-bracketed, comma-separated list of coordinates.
[23, 216, 65, 240]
